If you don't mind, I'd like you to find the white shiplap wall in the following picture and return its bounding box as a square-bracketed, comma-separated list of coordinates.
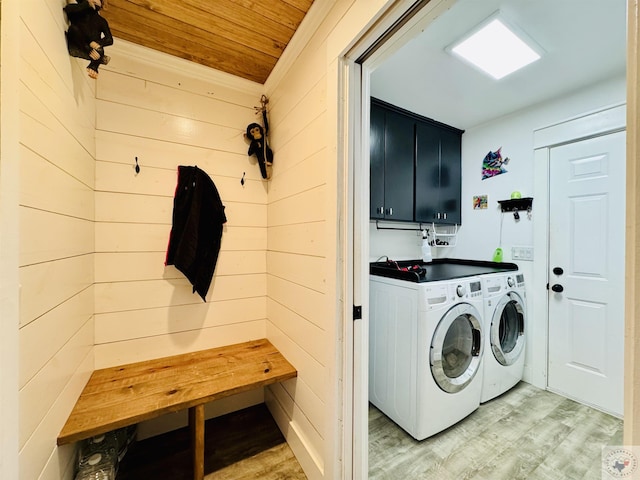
[18, 1, 96, 479]
[11, 1, 413, 479]
[262, 1, 393, 478]
[93, 43, 270, 435]
[263, 32, 333, 480]
[93, 45, 267, 361]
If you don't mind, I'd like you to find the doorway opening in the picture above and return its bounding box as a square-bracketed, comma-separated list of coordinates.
[342, 0, 630, 478]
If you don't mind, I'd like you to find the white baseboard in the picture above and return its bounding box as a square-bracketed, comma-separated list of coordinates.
[265, 386, 325, 480]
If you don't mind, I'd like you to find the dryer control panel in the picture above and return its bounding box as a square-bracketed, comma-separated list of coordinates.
[506, 274, 526, 289]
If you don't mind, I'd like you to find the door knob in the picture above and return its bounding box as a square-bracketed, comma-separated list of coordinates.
[553, 267, 564, 276]
[551, 284, 564, 293]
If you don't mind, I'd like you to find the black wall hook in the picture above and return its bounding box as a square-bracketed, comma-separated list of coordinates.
[134, 156, 140, 174]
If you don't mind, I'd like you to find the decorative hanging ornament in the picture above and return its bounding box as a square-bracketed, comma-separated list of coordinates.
[245, 95, 273, 180]
[481, 147, 510, 180]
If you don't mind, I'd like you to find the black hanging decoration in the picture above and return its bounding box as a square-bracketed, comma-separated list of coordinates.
[245, 95, 273, 180]
[134, 156, 140, 174]
[63, 0, 113, 79]
[240, 171, 246, 186]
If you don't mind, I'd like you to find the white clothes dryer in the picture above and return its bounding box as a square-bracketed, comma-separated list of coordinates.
[369, 274, 485, 440]
[480, 271, 526, 403]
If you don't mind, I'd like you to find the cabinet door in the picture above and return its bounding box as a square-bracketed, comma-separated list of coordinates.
[415, 123, 462, 224]
[383, 111, 415, 221]
[414, 122, 441, 222]
[370, 103, 385, 219]
[438, 128, 462, 224]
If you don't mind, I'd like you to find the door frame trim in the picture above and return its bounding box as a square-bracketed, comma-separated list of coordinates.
[338, 1, 461, 477]
[625, 0, 640, 444]
[532, 103, 626, 390]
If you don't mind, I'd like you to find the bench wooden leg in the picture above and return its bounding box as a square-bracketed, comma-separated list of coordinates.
[189, 404, 205, 480]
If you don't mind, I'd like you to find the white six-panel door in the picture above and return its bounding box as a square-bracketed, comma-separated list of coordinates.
[547, 130, 626, 416]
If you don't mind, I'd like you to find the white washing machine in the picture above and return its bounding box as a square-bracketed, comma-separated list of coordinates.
[480, 271, 526, 403]
[369, 274, 484, 440]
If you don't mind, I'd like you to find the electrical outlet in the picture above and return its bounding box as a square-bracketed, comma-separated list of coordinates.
[512, 246, 534, 261]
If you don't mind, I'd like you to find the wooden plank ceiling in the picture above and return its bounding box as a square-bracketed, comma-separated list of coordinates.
[101, 0, 315, 84]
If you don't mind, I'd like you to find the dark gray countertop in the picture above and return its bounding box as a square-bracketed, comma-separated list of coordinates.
[370, 258, 518, 283]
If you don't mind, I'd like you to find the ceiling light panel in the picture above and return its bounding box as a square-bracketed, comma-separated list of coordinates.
[450, 17, 542, 80]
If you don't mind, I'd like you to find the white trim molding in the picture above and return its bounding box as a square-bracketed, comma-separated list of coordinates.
[533, 103, 626, 148]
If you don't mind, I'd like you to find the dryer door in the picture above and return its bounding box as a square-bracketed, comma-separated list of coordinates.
[430, 303, 483, 393]
[491, 292, 525, 366]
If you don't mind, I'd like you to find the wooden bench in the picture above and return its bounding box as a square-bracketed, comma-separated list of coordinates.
[57, 339, 297, 480]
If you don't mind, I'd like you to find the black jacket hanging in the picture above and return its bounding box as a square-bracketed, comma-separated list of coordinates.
[165, 166, 226, 301]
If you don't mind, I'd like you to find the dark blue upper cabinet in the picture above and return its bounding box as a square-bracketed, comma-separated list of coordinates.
[370, 101, 415, 222]
[370, 102, 386, 219]
[370, 98, 462, 224]
[415, 121, 462, 225]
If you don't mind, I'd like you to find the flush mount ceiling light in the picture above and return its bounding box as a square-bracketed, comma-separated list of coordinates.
[449, 15, 542, 80]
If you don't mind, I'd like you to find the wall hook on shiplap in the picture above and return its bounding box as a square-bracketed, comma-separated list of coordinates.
[240, 171, 245, 186]
[134, 156, 140, 175]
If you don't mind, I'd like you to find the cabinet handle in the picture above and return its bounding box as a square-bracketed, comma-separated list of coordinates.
[443, 212, 447, 220]
[436, 212, 441, 219]
[377, 206, 384, 214]
[386, 207, 393, 216]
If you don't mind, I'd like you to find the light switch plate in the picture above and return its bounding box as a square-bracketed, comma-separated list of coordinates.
[512, 246, 534, 261]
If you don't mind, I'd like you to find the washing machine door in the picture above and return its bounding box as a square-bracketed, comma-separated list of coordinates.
[491, 291, 525, 366]
[430, 302, 483, 393]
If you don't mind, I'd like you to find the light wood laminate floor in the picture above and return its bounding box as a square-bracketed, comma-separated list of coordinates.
[369, 382, 623, 480]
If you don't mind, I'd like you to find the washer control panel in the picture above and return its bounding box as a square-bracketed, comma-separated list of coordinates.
[468, 280, 482, 299]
